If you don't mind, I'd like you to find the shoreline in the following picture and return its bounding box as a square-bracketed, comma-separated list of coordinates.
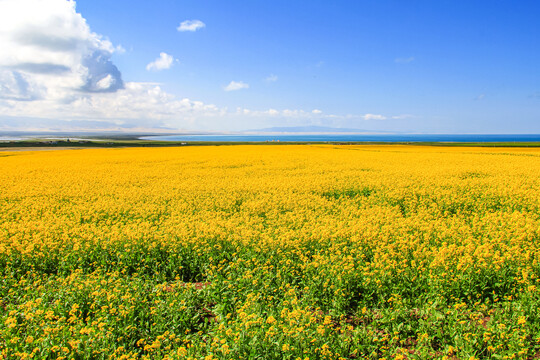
[2, 139, 540, 151]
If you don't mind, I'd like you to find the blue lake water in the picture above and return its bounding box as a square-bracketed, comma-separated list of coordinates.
[141, 134, 540, 143]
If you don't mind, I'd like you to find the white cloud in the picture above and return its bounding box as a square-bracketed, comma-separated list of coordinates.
[224, 81, 249, 91]
[146, 52, 175, 71]
[0, 82, 226, 126]
[265, 74, 278, 82]
[177, 20, 205, 32]
[362, 114, 386, 120]
[95, 74, 115, 90]
[312, 109, 322, 114]
[0, 0, 124, 102]
[394, 57, 415, 64]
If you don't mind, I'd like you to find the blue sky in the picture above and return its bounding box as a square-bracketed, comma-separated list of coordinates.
[0, 0, 539, 133]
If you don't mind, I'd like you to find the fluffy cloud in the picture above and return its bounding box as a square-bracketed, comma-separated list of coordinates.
[146, 53, 175, 71]
[177, 20, 205, 32]
[312, 109, 322, 114]
[0, 0, 123, 102]
[224, 81, 249, 91]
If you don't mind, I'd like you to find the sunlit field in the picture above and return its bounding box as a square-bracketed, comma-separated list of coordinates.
[1, 145, 540, 359]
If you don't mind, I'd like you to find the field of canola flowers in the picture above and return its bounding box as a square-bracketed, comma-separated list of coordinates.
[1, 144, 540, 360]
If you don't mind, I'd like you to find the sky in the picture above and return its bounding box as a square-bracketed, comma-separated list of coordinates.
[0, 0, 539, 133]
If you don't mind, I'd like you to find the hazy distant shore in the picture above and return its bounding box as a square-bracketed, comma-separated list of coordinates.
[2, 133, 540, 151]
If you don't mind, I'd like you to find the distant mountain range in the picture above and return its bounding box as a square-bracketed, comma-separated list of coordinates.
[245, 126, 397, 134]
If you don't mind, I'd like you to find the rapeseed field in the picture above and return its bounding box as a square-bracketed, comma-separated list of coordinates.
[1, 145, 540, 359]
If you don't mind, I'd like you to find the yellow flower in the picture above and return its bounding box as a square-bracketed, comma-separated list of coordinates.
[177, 347, 187, 357]
[221, 344, 230, 355]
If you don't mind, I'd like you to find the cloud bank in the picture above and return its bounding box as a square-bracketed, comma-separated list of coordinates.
[0, 0, 123, 102]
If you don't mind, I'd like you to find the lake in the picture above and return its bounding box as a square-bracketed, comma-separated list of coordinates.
[140, 134, 540, 143]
